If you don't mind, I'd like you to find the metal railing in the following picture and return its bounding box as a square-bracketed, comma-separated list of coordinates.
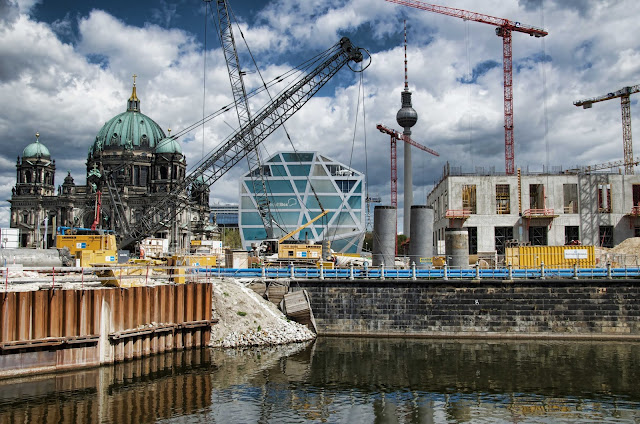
[3, 262, 640, 286]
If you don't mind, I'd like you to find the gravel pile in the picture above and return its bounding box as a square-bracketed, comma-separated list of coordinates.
[214, 324, 315, 348]
[209, 277, 316, 348]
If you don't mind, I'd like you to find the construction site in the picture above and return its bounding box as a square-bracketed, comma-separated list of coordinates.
[1, 0, 640, 386]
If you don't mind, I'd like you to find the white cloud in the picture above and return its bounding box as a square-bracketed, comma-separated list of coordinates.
[1, 0, 640, 234]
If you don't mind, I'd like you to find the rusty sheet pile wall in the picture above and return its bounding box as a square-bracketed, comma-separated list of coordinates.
[0, 283, 213, 378]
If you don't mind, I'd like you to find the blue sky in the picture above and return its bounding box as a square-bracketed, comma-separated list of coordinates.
[1, 0, 640, 232]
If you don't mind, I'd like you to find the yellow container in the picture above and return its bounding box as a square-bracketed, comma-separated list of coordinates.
[97, 264, 151, 288]
[77, 249, 118, 267]
[167, 255, 217, 284]
[56, 234, 117, 257]
[505, 245, 595, 269]
[278, 243, 322, 261]
[317, 261, 335, 270]
[181, 255, 217, 267]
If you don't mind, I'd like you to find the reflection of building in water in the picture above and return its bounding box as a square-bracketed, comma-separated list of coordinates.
[0, 350, 212, 424]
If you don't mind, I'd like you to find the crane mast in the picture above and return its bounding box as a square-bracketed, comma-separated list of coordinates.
[574, 84, 640, 175]
[384, 0, 548, 175]
[117, 37, 364, 249]
[377, 123, 439, 254]
[215, 0, 275, 238]
[377, 123, 439, 209]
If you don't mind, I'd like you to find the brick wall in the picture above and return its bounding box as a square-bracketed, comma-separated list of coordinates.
[293, 279, 640, 339]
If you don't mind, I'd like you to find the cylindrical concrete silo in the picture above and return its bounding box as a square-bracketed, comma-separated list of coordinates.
[372, 206, 396, 267]
[445, 228, 469, 269]
[408, 205, 434, 269]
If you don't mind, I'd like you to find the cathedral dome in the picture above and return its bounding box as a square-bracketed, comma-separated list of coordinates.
[90, 82, 166, 154]
[155, 136, 182, 155]
[22, 133, 51, 159]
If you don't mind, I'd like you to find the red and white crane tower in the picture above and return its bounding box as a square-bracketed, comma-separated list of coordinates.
[574, 84, 640, 175]
[377, 124, 439, 208]
[377, 123, 439, 252]
[384, 0, 548, 175]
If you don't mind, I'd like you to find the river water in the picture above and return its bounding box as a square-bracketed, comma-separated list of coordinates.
[1, 337, 639, 423]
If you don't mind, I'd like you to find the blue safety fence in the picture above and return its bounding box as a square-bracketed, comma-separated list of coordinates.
[189, 266, 640, 280]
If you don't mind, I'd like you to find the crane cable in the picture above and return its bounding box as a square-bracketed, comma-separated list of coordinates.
[539, 2, 551, 209]
[180, 43, 338, 177]
[173, 38, 338, 143]
[223, 4, 334, 237]
[465, 19, 473, 166]
[202, 0, 209, 161]
[329, 62, 367, 247]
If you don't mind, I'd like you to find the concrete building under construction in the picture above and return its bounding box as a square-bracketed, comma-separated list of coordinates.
[427, 164, 640, 257]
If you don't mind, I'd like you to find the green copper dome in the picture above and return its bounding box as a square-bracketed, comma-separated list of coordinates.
[155, 136, 182, 155]
[90, 83, 166, 154]
[22, 133, 51, 159]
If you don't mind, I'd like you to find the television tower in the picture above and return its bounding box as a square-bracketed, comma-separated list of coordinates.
[396, 20, 418, 235]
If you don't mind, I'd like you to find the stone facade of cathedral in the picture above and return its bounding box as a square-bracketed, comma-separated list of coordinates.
[9, 82, 213, 251]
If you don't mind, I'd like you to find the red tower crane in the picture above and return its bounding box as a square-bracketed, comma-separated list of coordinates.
[377, 123, 439, 208]
[574, 84, 640, 175]
[384, 0, 548, 175]
[377, 123, 439, 253]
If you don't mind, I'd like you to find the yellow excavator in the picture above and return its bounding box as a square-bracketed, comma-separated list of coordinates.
[257, 210, 331, 265]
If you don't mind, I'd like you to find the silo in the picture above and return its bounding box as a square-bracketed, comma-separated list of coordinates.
[372, 206, 396, 267]
[408, 205, 434, 268]
[445, 228, 469, 269]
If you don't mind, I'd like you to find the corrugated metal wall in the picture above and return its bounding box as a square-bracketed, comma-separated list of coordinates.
[0, 283, 213, 378]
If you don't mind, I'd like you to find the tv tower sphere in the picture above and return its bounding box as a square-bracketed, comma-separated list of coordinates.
[396, 90, 418, 133]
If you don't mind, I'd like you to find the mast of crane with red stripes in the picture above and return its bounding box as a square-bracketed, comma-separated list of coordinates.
[385, 0, 548, 175]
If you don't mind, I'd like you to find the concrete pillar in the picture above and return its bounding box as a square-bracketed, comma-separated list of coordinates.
[445, 228, 469, 269]
[408, 205, 434, 269]
[373, 206, 396, 267]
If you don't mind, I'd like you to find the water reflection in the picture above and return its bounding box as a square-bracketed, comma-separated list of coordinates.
[205, 338, 640, 423]
[0, 338, 639, 423]
[0, 350, 214, 424]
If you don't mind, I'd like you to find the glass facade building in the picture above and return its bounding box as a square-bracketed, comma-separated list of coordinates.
[239, 152, 365, 253]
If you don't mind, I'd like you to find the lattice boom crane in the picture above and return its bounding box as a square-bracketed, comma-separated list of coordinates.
[574, 84, 640, 175]
[384, 0, 548, 175]
[115, 38, 364, 249]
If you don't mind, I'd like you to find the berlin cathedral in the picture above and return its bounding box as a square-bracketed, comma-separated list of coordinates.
[9, 80, 214, 250]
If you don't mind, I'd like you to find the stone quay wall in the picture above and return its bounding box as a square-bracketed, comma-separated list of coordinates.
[292, 279, 640, 340]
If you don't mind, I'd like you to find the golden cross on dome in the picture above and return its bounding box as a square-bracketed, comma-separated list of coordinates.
[168, 128, 171, 136]
[132, 74, 137, 85]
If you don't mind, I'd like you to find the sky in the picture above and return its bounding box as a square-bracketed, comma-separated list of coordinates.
[1, 0, 640, 233]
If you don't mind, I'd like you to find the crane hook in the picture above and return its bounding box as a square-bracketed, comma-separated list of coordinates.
[348, 48, 372, 73]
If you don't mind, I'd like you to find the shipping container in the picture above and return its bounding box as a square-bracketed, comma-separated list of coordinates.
[505, 245, 595, 269]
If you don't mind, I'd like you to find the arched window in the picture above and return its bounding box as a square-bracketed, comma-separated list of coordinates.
[160, 166, 168, 179]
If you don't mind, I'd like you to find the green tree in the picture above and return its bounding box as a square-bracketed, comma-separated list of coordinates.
[222, 228, 242, 249]
[363, 231, 373, 252]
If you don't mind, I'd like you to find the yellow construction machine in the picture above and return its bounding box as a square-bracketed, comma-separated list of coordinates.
[257, 210, 332, 265]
